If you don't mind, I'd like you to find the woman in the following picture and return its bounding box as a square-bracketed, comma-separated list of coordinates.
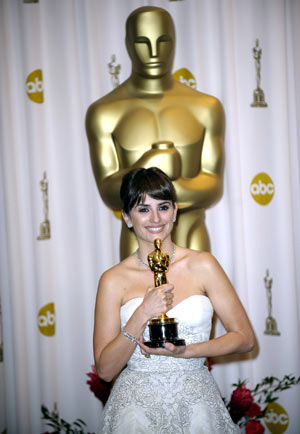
[94, 167, 255, 433]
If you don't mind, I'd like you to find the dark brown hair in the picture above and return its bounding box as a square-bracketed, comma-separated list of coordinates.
[120, 167, 177, 215]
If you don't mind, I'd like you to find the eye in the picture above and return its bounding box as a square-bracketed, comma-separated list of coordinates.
[138, 207, 149, 213]
[157, 35, 172, 43]
[159, 205, 170, 211]
[134, 36, 150, 44]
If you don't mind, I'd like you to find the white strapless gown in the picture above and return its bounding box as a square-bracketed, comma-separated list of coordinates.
[98, 295, 240, 434]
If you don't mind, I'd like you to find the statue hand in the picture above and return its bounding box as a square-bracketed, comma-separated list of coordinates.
[134, 145, 181, 180]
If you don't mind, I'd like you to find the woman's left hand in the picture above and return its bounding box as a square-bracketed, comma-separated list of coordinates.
[137, 337, 187, 358]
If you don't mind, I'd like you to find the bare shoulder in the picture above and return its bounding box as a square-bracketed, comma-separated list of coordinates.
[183, 248, 227, 280]
[181, 248, 220, 272]
[97, 255, 136, 302]
[97, 259, 126, 298]
[172, 248, 227, 297]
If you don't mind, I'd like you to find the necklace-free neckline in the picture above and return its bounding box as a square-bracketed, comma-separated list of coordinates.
[135, 243, 176, 269]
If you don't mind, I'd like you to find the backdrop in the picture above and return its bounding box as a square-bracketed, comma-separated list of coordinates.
[0, 0, 299, 433]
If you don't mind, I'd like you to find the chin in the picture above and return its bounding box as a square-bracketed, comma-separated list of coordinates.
[148, 234, 164, 243]
[137, 68, 169, 79]
[145, 71, 168, 78]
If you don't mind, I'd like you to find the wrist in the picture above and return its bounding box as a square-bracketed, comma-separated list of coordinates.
[135, 304, 152, 324]
[121, 327, 137, 344]
[182, 344, 193, 359]
[123, 306, 149, 339]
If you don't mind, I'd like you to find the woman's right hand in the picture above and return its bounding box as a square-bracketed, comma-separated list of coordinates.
[139, 283, 174, 320]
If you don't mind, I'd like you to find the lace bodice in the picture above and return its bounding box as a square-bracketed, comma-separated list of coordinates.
[120, 295, 214, 372]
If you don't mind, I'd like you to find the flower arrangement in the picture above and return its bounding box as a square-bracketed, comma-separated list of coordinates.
[86, 365, 112, 406]
[40, 365, 111, 434]
[225, 375, 300, 433]
[41, 403, 91, 434]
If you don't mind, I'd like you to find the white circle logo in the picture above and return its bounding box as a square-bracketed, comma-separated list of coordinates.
[250, 172, 275, 205]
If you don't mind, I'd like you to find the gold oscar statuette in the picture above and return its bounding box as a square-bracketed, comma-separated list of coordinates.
[144, 238, 186, 348]
[108, 54, 121, 89]
[37, 171, 51, 240]
[264, 269, 280, 336]
[251, 39, 268, 107]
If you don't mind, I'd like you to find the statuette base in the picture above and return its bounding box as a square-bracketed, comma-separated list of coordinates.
[37, 220, 51, 240]
[264, 316, 280, 336]
[251, 88, 268, 107]
[144, 318, 186, 348]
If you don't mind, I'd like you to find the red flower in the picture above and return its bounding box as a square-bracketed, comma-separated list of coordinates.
[245, 419, 265, 434]
[206, 357, 214, 371]
[229, 384, 253, 422]
[245, 402, 262, 418]
[86, 365, 112, 405]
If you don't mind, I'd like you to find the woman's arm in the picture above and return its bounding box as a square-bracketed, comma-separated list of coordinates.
[138, 253, 255, 359]
[93, 268, 174, 381]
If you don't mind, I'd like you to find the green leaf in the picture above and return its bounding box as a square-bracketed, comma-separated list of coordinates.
[46, 421, 61, 429]
[73, 420, 86, 428]
[253, 383, 260, 392]
[74, 421, 83, 427]
[232, 379, 246, 388]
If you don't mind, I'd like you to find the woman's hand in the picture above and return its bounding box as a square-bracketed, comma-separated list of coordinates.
[137, 337, 187, 358]
[138, 283, 174, 321]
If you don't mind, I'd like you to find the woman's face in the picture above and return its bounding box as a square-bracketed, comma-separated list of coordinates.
[123, 194, 177, 245]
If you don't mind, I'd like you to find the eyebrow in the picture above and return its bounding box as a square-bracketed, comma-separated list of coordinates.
[135, 201, 171, 208]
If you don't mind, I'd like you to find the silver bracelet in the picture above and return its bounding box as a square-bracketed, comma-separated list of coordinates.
[121, 327, 137, 344]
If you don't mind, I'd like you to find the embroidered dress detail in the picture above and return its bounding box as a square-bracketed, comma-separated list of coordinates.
[98, 295, 239, 434]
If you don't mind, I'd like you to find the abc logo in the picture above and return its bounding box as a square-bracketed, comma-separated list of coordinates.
[26, 69, 44, 103]
[38, 302, 56, 336]
[264, 402, 289, 434]
[173, 68, 197, 89]
[250, 172, 275, 205]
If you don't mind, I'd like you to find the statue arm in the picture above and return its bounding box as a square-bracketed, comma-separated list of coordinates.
[148, 256, 154, 270]
[86, 103, 123, 209]
[173, 98, 225, 209]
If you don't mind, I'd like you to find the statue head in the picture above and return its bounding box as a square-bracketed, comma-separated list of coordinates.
[154, 238, 162, 250]
[125, 6, 175, 78]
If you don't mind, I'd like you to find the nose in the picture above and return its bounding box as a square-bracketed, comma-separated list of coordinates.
[149, 38, 158, 58]
[150, 209, 160, 223]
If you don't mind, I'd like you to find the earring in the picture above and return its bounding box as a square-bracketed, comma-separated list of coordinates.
[127, 223, 133, 228]
[173, 217, 176, 223]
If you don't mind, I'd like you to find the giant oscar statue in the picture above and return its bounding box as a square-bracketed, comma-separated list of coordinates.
[86, 6, 225, 259]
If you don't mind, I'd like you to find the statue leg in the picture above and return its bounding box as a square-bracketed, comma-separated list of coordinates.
[120, 223, 138, 260]
[173, 209, 211, 253]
